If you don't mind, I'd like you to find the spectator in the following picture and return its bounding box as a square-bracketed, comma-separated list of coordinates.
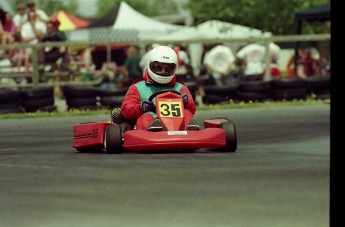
[124, 45, 142, 85]
[236, 38, 266, 82]
[97, 61, 119, 90]
[0, 10, 16, 56]
[286, 48, 321, 79]
[203, 43, 237, 86]
[26, 0, 49, 23]
[13, 3, 27, 39]
[80, 47, 96, 81]
[39, 19, 67, 64]
[20, 9, 47, 75]
[172, 44, 193, 79]
[296, 48, 321, 79]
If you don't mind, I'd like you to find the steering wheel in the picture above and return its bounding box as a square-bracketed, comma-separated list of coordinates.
[148, 90, 181, 113]
[148, 90, 181, 102]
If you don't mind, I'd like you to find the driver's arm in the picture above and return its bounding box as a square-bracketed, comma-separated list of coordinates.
[121, 85, 143, 120]
[179, 86, 196, 115]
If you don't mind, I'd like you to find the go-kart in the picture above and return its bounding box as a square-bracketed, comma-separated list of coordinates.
[72, 90, 237, 153]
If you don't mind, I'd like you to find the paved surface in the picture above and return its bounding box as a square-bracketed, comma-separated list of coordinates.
[0, 105, 330, 227]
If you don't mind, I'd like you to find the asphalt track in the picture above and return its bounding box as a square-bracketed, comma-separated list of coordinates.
[0, 104, 330, 227]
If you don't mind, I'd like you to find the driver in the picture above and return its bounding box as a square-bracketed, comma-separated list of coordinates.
[121, 45, 199, 131]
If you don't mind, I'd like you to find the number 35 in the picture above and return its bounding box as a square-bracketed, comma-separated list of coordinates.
[159, 103, 182, 117]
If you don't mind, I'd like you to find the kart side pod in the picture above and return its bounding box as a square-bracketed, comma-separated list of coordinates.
[72, 122, 113, 150]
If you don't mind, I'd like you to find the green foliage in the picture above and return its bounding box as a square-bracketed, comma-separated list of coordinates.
[187, 0, 329, 35]
[9, 0, 79, 17]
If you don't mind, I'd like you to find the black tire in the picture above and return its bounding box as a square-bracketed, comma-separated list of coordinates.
[237, 91, 269, 102]
[67, 105, 99, 111]
[202, 94, 229, 104]
[98, 88, 128, 97]
[219, 121, 237, 152]
[0, 102, 21, 110]
[314, 93, 330, 100]
[0, 89, 20, 102]
[21, 97, 55, 110]
[62, 85, 99, 99]
[35, 104, 57, 113]
[306, 76, 330, 94]
[104, 124, 123, 154]
[66, 98, 97, 107]
[270, 88, 307, 100]
[203, 85, 238, 96]
[0, 107, 24, 114]
[270, 78, 307, 89]
[239, 81, 270, 92]
[100, 96, 124, 108]
[20, 87, 54, 100]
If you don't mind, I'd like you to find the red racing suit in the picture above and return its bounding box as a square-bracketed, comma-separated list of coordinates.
[121, 69, 196, 130]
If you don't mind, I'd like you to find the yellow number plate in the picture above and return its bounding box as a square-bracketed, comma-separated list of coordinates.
[158, 101, 183, 118]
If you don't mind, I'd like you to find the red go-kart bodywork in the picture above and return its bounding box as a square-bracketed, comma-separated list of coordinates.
[72, 91, 237, 153]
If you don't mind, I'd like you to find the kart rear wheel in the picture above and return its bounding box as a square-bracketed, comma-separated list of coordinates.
[104, 124, 123, 154]
[220, 121, 237, 152]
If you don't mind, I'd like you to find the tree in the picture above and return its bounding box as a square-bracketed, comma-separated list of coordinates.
[9, 0, 79, 18]
[186, 0, 329, 35]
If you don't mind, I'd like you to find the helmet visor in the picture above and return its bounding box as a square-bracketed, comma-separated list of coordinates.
[149, 61, 176, 76]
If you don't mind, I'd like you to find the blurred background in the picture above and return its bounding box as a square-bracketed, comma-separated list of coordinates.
[0, 0, 330, 113]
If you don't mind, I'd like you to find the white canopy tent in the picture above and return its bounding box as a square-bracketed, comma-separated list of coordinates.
[155, 20, 272, 77]
[112, 1, 189, 41]
[66, 1, 189, 42]
[197, 20, 272, 39]
[155, 19, 272, 42]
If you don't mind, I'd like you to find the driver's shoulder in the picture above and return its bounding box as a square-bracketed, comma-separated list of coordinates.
[176, 78, 185, 85]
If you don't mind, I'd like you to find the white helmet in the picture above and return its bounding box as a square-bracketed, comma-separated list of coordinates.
[147, 46, 178, 84]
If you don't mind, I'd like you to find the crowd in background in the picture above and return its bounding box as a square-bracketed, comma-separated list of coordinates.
[0, 1, 331, 89]
[0, 1, 66, 84]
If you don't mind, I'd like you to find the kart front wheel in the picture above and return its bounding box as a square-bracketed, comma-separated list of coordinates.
[104, 124, 123, 154]
[220, 121, 237, 152]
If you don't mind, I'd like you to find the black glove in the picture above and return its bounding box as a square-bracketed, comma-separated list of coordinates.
[181, 92, 188, 104]
[140, 100, 153, 113]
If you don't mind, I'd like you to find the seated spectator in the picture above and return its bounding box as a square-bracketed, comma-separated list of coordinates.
[0, 9, 16, 56]
[13, 3, 27, 40]
[20, 9, 46, 75]
[287, 48, 321, 79]
[3, 12, 17, 56]
[26, 0, 49, 23]
[93, 61, 125, 90]
[39, 19, 67, 64]
[296, 48, 321, 79]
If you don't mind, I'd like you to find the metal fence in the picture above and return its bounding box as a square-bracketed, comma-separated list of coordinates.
[0, 33, 330, 88]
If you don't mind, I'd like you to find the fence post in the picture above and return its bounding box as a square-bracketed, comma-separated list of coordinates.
[31, 46, 39, 87]
[264, 40, 271, 81]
